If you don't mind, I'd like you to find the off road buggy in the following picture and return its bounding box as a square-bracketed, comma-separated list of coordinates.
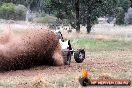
[55, 30, 85, 65]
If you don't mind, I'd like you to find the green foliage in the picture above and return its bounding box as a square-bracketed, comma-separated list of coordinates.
[0, 3, 15, 20]
[125, 7, 132, 24]
[97, 0, 118, 16]
[114, 0, 130, 25]
[48, 0, 119, 32]
[15, 5, 27, 20]
[33, 15, 57, 24]
[1, 0, 131, 31]
[33, 15, 59, 29]
[0, 3, 27, 20]
[115, 7, 125, 25]
[1, 3, 15, 9]
[118, 0, 131, 12]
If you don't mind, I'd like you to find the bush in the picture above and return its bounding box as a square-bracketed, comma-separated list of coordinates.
[1, 3, 15, 9]
[0, 3, 15, 20]
[15, 4, 27, 20]
[0, 3, 27, 20]
[124, 7, 132, 24]
[115, 7, 125, 25]
[33, 15, 57, 24]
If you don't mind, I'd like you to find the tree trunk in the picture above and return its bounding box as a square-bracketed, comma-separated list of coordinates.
[75, 0, 80, 32]
[86, 14, 92, 33]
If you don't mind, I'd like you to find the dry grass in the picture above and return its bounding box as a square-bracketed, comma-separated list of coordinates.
[61, 23, 132, 42]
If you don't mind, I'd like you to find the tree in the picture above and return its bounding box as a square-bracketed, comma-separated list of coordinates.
[1, 0, 131, 33]
[75, 0, 80, 32]
[115, 7, 125, 25]
[119, 0, 131, 12]
[80, 0, 103, 33]
[49, 0, 118, 33]
[130, 0, 132, 7]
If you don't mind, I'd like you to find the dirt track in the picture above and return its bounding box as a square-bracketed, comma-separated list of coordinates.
[0, 49, 131, 88]
[0, 49, 131, 77]
[0, 22, 131, 87]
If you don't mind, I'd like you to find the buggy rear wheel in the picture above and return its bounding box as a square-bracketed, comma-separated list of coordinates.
[62, 49, 71, 65]
[66, 52, 71, 65]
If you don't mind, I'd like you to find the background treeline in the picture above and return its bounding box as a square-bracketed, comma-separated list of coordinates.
[0, 0, 132, 33]
[0, 3, 27, 20]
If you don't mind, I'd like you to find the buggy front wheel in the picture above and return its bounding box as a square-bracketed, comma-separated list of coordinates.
[74, 49, 85, 63]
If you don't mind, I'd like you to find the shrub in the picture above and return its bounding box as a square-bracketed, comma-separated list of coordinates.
[14, 4, 27, 20]
[124, 7, 132, 24]
[33, 15, 57, 24]
[115, 7, 125, 25]
[0, 3, 27, 20]
[0, 3, 15, 20]
[1, 3, 15, 9]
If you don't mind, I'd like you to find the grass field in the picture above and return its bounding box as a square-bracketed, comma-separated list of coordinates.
[71, 38, 132, 50]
